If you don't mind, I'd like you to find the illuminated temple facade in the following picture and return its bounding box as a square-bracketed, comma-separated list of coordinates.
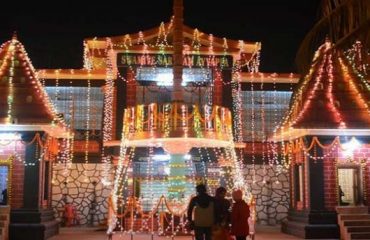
[35, 3, 298, 230]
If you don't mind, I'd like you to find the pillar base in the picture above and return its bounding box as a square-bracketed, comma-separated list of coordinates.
[10, 209, 59, 240]
[281, 210, 339, 239]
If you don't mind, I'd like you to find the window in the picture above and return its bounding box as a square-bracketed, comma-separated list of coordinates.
[45, 87, 104, 130]
[241, 91, 292, 141]
[136, 67, 212, 86]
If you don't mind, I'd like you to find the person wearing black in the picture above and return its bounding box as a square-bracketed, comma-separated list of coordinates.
[187, 184, 215, 240]
[338, 185, 349, 206]
[214, 187, 231, 226]
[213, 187, 232, 240]
[1, 189, 7, 205]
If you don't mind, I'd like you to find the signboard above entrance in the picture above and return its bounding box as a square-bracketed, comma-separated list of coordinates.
[117, 53, 233, 69]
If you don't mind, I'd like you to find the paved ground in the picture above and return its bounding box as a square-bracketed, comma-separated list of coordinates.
[50, 225, 303, 240]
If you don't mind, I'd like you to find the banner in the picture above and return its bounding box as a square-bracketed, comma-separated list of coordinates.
[117, 53, 233, 69]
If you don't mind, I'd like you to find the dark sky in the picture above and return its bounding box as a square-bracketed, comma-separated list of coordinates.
[0, 0, 321, 73]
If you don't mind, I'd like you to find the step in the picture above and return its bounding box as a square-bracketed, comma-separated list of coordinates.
[336, 206, 369, 215]
[350, 232, 370, 239]
[347, 226, 370, 233]
[344, 220, 370, 227]
[340, 214, 370, 221]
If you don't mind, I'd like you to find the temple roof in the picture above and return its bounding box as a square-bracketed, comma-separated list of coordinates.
[37, 69, 106, 80]
[279, 40, 370, 133]
[85, 22, 259, 52]
[84, 21, 261, 70]
[0, 37, 59, 126]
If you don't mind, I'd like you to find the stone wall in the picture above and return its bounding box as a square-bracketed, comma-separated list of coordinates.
[244, 164, 290, 225]
[52, 163, 289, 226]
[52, 163, 112, 226]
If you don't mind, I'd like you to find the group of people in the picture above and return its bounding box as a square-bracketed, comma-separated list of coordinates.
[187, 184, 251, 240]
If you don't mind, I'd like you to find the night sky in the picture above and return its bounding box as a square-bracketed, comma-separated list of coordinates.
[0, 0, 321, 73]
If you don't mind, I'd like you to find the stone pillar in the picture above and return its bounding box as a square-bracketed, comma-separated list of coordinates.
[9, 132, 59, 240]
[22, 132, 41, 209]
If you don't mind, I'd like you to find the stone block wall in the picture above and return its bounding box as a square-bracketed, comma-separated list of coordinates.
[243, 164, 290, 225]
[52, 163, 289, 227]
[52, 163, 112, 226]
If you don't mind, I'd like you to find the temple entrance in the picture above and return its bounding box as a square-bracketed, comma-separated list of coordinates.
[0, 165, 9, 205]
[337, 166, 362, 206]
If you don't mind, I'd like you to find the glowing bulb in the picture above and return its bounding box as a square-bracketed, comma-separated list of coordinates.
[164, 167, 170, 175]
[153, 155, 171, 161]
[102, 179, 112, 186]
[0, 133, 20, 140]
[342, 137, 361, 157]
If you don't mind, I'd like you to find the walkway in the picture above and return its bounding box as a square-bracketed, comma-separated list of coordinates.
[50, 225, 303, 240]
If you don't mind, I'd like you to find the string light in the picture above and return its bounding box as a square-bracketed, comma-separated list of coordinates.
[101, 38, 115, 186]
[6, 42, 15, 124]
[85, 76, 91, 164]
[1, 39, 64, 125]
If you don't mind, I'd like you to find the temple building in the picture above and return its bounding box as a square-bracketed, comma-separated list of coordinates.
[277, 40, 370, 239]
[29, 0, 301, 232]
[0, 36, 69, 239]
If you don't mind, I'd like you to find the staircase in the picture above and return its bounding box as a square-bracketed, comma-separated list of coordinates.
[337, 206, 370, 240]
[0, 206, 10, 240]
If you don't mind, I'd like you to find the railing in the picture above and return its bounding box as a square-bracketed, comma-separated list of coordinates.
[122, 103, 233, 137]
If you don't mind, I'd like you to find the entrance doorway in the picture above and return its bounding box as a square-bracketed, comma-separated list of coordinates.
[0, 165, 9, 205]
[337, 166, 362, 206]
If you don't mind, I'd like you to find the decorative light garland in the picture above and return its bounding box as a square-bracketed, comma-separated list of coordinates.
[84, 77, 91, 164]
[6, 41, 15, 124]
[101, 38, 115, 186]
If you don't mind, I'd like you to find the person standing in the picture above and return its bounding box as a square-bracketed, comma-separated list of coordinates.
[1, 189, 7, 205]
[231, 189, 250, 240]
[187, 184, 215, 240]
[213, 186, 231, 240]
[214, 187, 231, 226]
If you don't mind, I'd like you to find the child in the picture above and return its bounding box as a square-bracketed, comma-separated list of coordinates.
[64, 201, 76, 227]
[231, 189, 250, 240]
